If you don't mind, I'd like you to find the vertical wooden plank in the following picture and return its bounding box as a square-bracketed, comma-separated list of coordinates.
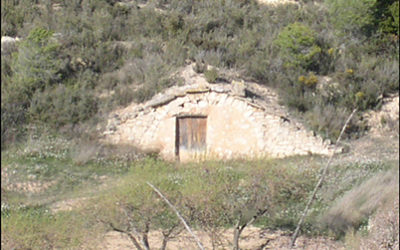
[177, 116, 207, 161]
[179, 118, 188, 150]
[175, 117, 179, 159]
[200, 117, 207, 148]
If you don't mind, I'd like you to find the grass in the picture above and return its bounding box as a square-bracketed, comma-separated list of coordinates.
[1, 133, 398, 248]
[321, 165, 399, 236]
[1, 206, 91, 250]
[1, 134, 136, 208]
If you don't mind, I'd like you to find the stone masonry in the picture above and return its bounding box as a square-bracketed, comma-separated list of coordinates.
[102, 78, 336, 162]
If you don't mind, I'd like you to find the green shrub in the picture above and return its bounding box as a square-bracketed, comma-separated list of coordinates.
[28, 85, 98, 127]
[375, 0, 399, 35]
[326, 0, 399, 36]
[9, 27, 62, 104]
[274, 22, 322, 71]
[1, 102, 27, 149]
[304, 105, 367, 141]
[326, 0, 377, 36]
[1, 206, 87, 249]
[164, 12, 185, 36]
[204, 68, 219, 83]
[389, 1, 399, 34]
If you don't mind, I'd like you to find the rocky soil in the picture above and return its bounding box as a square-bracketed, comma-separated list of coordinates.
[99, 226, 344, 250]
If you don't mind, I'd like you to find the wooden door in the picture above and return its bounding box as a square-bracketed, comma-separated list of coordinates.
[176, 116, 207, 161]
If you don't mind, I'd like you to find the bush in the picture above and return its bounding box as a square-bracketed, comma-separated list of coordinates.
[204, 67, 219, 83]
[326, 0, 377, 36]
[1, 206, 88, 249]
[89, 158, 322, 247]
[28, 85, 98, 128]
[304, 105, 366, 141]
[90, 159, 184, 249]
[8, 27, 62, 105]
[274, 22, 322, 71]
[321, 167, 399, 237]
[326, 0, 400, 36]
[1, 102, 27, 149]
[389, 1, 399, 35]
[375, 0, 399, 35]
[298, 72, 318, 88]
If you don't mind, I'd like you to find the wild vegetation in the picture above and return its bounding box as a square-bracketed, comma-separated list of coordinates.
[1, 0, 399, 146]
[1, 135, 398, 249]
[1, 0, 399, 249]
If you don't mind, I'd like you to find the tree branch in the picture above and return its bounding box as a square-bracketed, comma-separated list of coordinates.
[99, 219, 144, 250]
[146, 182, 205, 250]
[290, 108, 357, 248]
[233, 208, 269, 250]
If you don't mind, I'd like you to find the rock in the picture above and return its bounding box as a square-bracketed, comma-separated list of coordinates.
[1, 36, 20, 54]
[210, 85, 230, 93]
[185, 87, 210, 94]
[146, 94, 177, 108]
[1, 36, 20, 43]
[231, 80, 246, 97]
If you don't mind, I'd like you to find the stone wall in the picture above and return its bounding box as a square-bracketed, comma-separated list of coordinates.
[102, 82, 335, 161]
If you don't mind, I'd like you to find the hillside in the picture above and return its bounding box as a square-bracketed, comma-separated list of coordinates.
[2, 0, 399, 145]
[1, 0, 399, 249]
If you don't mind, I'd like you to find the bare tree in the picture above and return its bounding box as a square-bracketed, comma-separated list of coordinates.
[147, 182, 205, 250]
[233, 208, 268, 250]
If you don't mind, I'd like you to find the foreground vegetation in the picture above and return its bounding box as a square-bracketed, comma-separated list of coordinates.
[1, 134, 398, 249]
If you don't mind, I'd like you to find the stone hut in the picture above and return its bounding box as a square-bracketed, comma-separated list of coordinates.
[103, 79, 335, 162]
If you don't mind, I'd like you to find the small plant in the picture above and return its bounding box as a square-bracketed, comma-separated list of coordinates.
[204, 68, 219, 83]
[327, 48, 335, 56]
[194, 61, 207, 74]
[355, 91, 365, 102]
[298, 72, 318, 88]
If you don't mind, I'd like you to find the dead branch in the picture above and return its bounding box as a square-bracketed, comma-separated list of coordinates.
[233, 208, 269, 250]
[142, 220, 150, 250]
[99, 219, 144, 250]
[256, 239, 271, 250]
[290, 108, 358, 248]
[160, 222, 183, 250]
[146, 182, 205, 250]
[121, 205, 148, 249]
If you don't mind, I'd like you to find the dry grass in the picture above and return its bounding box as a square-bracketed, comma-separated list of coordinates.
[359, 196, 399, 250]
[321, 167, 399, 235]
[71, 141, 145, 165]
